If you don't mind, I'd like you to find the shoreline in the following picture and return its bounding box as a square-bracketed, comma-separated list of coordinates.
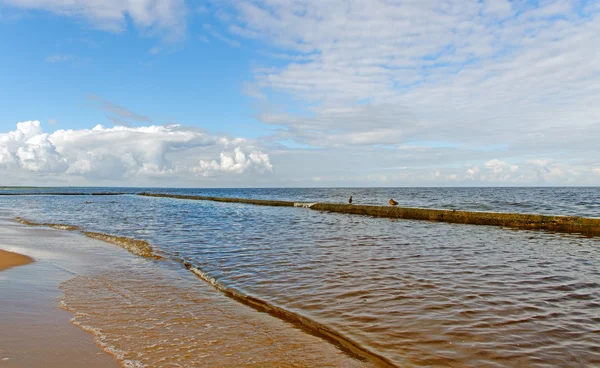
[14, 216, 396, 367]
[0, 220, 121, 368]
[1, 217, 380, 367]
[0, 249, 34, 271]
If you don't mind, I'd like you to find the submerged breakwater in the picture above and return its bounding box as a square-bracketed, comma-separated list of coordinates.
[82, 232, 160, 259]
[14, 217, 161, 259]
[15, 217, 80, 231]
[139, 192, 296, 207]
[182, 263, 396, 368]
[138, 193, 600, 237]
[310, 203, 600, 236]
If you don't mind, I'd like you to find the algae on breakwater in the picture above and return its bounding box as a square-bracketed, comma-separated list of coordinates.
[139, 193, 600, 237]
[309, 203, 600, 237]
[15, 217, 79, 231]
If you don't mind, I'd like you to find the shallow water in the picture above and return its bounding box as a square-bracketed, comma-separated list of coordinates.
[1, 217, 370, 368]
[1, 188, 599, 367]
[60, 268, 373, 368]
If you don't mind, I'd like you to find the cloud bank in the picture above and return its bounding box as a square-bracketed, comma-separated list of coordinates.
[0, 121, 272, 184]
[198, 0, 600, 186]
[223, 0, 600, 148]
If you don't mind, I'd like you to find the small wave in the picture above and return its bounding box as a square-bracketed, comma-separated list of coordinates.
[82, 232, 161, 259]
[58, 296, 147, 368]
[47, 224, 80, 231]
[15, 217, 79, 231]
[14, 217, 42, 226]
[14, 217, 160, 259]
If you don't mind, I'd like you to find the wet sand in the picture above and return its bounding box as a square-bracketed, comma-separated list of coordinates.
[0, 217, 376, 367]
[0, 224, 120, 367]
[0, 249, 33, 271]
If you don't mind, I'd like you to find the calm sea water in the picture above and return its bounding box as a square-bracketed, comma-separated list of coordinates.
[1, 187, 599, 367]
[1, 186, 599, 217]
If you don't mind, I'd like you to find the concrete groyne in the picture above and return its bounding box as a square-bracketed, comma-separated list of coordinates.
[138, 193, 600, 237]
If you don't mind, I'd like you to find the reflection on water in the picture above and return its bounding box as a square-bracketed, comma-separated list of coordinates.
[2, 188, 600, 367]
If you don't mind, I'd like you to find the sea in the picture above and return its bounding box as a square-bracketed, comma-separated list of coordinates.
[1, 187, 599, 367]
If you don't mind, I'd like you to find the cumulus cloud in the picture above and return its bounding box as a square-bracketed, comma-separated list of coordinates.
[194, 147, 273, 176]
[2, 0, 187, 40]
[0, 121, 272, 182]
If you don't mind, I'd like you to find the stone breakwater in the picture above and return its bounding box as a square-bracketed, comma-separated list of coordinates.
[138, 193, 600, 237]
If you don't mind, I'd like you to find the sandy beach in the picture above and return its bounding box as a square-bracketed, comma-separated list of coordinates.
[0, 249, 33, 271]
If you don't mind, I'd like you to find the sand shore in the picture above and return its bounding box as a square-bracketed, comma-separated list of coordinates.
[0, 249, 33, 271]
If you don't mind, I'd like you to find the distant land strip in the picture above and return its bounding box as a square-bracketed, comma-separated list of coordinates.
[139, 193, 600, 237]
[0, 192, 125, 196]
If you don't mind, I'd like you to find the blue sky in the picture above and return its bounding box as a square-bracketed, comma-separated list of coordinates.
[0, 0, 599, 187]
[0, 7, 265, 138]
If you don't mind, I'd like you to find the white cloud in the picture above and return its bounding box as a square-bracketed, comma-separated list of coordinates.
[214, 2, 599, 144]
[483, 0, 513, 18]
[0, 121, 272, 182]
[194, 147, 272, 176]
[193, 0, 600, 185]
[485, 159, 519, 174]
[3, 0, 187, 40]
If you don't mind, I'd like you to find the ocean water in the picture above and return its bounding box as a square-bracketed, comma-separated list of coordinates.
[1, 187, 599, 367]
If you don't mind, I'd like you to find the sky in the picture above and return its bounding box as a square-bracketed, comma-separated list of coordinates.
[0, 0, 599, 187]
